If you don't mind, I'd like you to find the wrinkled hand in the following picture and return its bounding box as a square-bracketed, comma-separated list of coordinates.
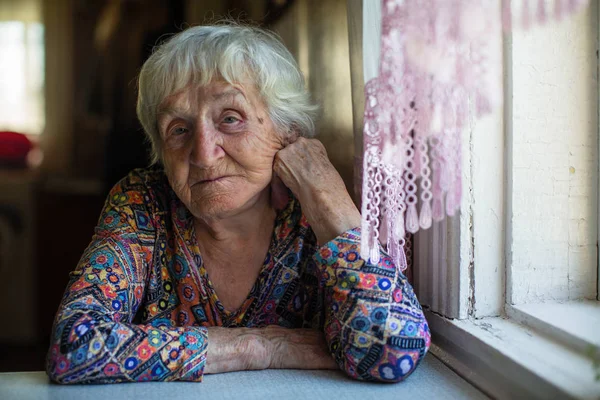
[205, 326, 336, 374]
[271, 137, 361, 244]
[262, 326, 337, 370]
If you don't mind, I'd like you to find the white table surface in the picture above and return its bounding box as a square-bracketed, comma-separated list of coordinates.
[0, 354, 487, 400]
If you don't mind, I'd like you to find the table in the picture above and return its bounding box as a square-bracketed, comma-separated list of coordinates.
[0, 354, 487, 400]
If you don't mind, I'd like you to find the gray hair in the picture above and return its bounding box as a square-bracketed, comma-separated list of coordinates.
[136, 23, 318, 164]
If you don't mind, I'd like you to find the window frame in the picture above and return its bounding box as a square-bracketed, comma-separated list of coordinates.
[351, 1, 599, 396]
[409, 2, 600, 398]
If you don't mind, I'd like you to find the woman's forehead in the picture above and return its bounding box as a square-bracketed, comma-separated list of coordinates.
[159, 81, 258, 114]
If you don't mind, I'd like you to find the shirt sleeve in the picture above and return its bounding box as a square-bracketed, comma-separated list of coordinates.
[45, 175, 208, 384]
[313, 227, 431, 382]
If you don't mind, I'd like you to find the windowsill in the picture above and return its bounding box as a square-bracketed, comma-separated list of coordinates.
[425, 309, 600, 400]
[507, 300, 600, 353]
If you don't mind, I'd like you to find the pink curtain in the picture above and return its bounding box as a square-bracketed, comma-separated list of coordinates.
[360, 0, 589, 270]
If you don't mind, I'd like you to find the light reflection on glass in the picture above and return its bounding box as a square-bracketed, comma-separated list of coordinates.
[0, 21, 45, 135]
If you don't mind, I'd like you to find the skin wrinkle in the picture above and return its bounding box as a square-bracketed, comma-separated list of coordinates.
[159, 79, 287, 312]
[159, 80, 284, 222]
[159, 90, 249, 142]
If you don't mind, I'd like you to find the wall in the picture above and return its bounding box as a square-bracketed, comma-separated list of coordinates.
[41, 0, 74, 175]
[346, 0, 364, 200]
[270, 0, 355, 197]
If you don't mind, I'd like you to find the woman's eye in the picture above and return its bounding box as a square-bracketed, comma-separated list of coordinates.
[171, 127, 188, 136]
[222, 115, 240, 124]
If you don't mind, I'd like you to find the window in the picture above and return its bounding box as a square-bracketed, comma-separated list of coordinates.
[402, 2, 600, 398]
[0, 0, 45, 136]
[504, 4, 599, 362]
[509, 6, 597, 305]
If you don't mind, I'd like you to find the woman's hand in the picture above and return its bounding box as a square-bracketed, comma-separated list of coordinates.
[262, 326, 337, 370]
[204, 326, 336, 374]
[272, 137, 361, 244]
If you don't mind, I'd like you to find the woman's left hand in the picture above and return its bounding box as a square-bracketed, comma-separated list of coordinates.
[272, 137, 361, 244]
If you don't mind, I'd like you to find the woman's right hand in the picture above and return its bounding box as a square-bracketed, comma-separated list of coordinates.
[272, 137, 361, 245]
[204, 326, 337, 374]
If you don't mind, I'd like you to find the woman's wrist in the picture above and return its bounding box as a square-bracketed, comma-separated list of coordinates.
[301, 189, 361, 244]
[204, 327, 271, 374]
[204, 326, 336, 374]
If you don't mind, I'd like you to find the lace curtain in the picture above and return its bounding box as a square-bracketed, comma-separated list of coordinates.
[360, 0, 589, 269]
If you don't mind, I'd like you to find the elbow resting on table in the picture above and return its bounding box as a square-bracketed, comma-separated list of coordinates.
[46, 346, 75, 384]
[45, 331, 110, 385]
[45, 317, 129, 385]
[46, 351, 68, 385]
[336, 318, 431, 383]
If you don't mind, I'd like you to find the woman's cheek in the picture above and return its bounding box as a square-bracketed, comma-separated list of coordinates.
[163, 153, 189, 191]
[224, 134, 258, 163]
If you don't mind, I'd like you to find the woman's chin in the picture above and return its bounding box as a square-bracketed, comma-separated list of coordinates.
[188, 190, 262, 220]
[190, 194, 239, 217]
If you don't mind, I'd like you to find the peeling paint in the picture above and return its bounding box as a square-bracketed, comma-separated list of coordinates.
[468, 212, 476, 317]
[468, 114, 476, 318]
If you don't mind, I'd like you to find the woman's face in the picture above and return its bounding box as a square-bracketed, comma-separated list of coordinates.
[157, 80, 284, 220]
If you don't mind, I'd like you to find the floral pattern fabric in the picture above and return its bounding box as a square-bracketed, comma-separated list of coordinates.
[46, 167, 430, 384]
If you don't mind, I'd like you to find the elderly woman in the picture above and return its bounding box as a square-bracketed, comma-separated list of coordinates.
[46, 24, 430, 384]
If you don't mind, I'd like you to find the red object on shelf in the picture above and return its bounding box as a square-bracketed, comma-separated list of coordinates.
[0, 131, 33, 167]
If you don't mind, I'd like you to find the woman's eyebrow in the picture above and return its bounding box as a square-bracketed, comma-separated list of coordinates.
[157, 88, 248, 121]
[156, 109, 195, 132]
[211, 88, 247, 103]
[158, 109, 188, 123]
[157, 102, 191, 117]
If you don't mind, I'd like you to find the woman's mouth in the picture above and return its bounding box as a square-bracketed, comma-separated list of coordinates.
[196, 176, 229, 185]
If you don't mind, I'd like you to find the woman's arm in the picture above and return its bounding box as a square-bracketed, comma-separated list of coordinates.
[273, 137, 430, 382]
[272, 137, 362, 245]
[313, 230, 430, 382]
[46, 174, 209, 383]
[47, 239, 209, 383]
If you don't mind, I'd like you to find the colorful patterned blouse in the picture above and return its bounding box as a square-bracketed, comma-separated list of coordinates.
[46, 168, 430, 384]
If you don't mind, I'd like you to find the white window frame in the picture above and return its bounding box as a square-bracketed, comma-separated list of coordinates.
[412, 3, 600, 399]
[354, 1, 599, 397]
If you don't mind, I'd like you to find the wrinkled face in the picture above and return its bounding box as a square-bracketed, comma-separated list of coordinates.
[157, 80, 284, 220]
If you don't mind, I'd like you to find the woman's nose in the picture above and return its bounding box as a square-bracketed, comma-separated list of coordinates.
[190, 122, 225, 168]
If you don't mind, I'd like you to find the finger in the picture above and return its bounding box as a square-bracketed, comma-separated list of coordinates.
[280, 130, 300, 148]
[270, 173, 289, 211]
